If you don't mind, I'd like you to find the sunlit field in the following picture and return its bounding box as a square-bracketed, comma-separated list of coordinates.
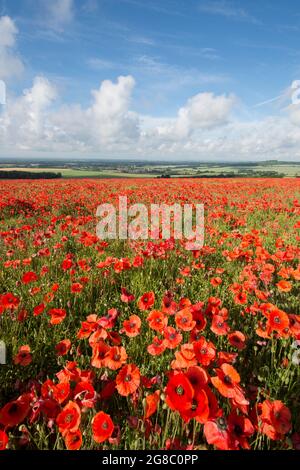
[0, 178, 299, 451]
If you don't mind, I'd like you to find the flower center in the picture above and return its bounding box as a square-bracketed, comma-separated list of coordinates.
[234, 424, 243, 436]
[175, 385, 184, 396]
[217, 417, 227, 430]
[8, 403, 19, 415]
[65, 413, 73, 424]
[224, 375, 232, 385]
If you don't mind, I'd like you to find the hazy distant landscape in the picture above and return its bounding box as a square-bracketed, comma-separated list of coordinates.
[1, 159, 300, 178]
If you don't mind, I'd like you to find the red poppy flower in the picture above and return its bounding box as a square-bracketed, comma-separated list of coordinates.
[77, 320, 94, 339]
[13, 345, 32, 366]
[0, 430, 9, 450]
[267, 309, 289, 333]
[276, 280, 292, 292]
[0, 292, 20, 311]
[62, 258, 73, 271]
[179, 298, 192, 309]
[161, 292, 177, 315]
[21, 271, 38, 284]
[191, 310, 207, 332]
[234, 292, 247, 305]
[206, 387, 221, 421]
[116, 364, 140, 396]
[64, 429, 82, 450]
[204, 417, 232, 450]
[44, 291, 54, 303]
[89, 328, 108, 348]
[55, 339, 71, 356]
[33, 303, 45, 317]
[74, 382, 96, 408]
[147, 336, 166, 356]
[107, 330, 122, 346]
[147, 310, 168, 332]
[260, 400, 291, 439]
[0, 394, 31, 428]
[193, 336, 216, 366]
[289, 314, 300, 337]
[165, 373, 194, 411]
[145, 390, 160, 419]
[180, 388, 209, 424]
[211, 363, 241, 399]
[171, 344, 197, 369]
[53, 382, 71, 404]
[138, 291, 155, 311]
[104, 346, 127, 370]
[217, 351, 238, 366]
[175, 308, 196, 331]
[92, 411, 114, 443]
[48, 308, 67, 325]
[186, 366, 208, 391]
[71, 283, 83, 293]
[91, 340, 110, 368]
[41, 379, 56, 398]
[98, 308, 119, 329]
[256, 320, 271, 339]
[228, 410, 254, 450]
[210, 277, 222, 287]
[211, 315, 230, 336]
[56, 401, 81, 435]
[228, 331, 246, 350]
[163, 326, 182, 349]
[120, 287, 135, 303]
[206, 297, 222, 316]
[123, 315, 141, 337]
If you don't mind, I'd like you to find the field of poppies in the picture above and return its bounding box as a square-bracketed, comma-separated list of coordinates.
[0, 178, 299, 451]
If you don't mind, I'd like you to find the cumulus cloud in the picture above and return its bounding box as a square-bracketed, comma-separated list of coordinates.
[0, 76, 57, 149]
[150, 92, 236, 141]
[88, 75, 139, 144]
[48, 75, 139, 151]
[0, 75, 139, 152]
[0, 16, 24, 80]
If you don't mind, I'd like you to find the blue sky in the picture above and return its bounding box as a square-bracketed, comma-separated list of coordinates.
[0, 0, 300, 160]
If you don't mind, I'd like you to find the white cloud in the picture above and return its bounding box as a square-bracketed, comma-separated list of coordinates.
[150, 92, 236, 140]
[0, 76, 57, 149]
[88, 75, 139, 144]
[0, 16, 24, 80]
[46, 0, 74, 30]
[1, 66, 300, 160]
[0, 75, 139, 152]
[47, 75, 139, 150]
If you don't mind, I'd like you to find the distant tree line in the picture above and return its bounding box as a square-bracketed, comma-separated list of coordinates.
[157, 171, 285, 179]
[0, 170, 62, 179]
